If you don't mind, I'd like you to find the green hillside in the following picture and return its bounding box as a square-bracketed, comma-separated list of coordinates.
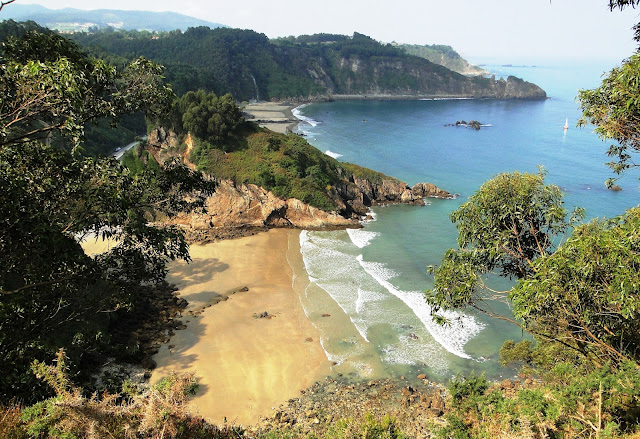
[70, 28, 545, 101]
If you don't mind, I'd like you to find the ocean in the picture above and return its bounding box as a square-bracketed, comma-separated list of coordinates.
[289, 59, 640, 383]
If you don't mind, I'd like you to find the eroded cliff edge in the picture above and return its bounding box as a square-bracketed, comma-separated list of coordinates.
[147, 128, 454, 242]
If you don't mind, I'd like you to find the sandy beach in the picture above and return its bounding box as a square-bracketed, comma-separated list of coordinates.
[242, 102, 299, 134]
[150, 228, 331, 425]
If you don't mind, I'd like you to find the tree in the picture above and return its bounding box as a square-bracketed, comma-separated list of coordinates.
[578, 1, 640, 186]
[0, 0, 16, 13]
[427, 170, 640, 368]
[428, 173, 640, 369]
[578, 54, 640, 185]
[427, 170, 582, 323]
[511, 208, 640, 366]
[0, 25, 215, 402]
[178, 89, 246, 150]
[0, 30, 174, 151]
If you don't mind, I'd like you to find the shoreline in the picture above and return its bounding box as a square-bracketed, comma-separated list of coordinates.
[243, 92, 548, 135]
[242, 102, 300, 134]
[150, 228, 331, 425]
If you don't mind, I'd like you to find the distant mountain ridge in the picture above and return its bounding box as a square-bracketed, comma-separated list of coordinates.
[0, 4, 227, 32]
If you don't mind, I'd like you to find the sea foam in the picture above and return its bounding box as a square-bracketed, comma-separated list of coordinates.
[356, 255, 484, 359]
[346, 228, 379, 248]
[292, 104, 320, 127]
[324, 150, 343, 159]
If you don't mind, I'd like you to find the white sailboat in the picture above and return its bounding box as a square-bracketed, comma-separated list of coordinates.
[563, 117, 569, 130]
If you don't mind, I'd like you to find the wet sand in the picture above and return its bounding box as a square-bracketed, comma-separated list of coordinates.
[151, 228, 331, 425]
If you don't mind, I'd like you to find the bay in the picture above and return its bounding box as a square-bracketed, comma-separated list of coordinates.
[292, 59, 640, 383]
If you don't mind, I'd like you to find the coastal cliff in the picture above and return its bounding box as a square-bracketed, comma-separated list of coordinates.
[167, 177, 453, 242]
[71, 29, 547, 101]
[146, 128, 454, 241]
[300, 57, 546, 100]
[399, 43, 489, 76]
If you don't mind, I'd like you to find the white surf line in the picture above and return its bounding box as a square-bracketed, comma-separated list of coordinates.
[356, 255, 484, 360]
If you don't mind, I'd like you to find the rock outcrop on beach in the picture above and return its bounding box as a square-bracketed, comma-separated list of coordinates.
[256, 376, 448, 437]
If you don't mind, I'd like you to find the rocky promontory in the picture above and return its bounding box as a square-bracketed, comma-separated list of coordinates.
[146, 127, 455, 242]
[171, 176, 454, 243]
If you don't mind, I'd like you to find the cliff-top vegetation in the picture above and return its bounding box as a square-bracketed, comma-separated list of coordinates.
[69, 28, 546, 101]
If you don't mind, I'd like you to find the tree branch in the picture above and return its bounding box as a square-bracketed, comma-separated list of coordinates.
[0, 0, 16, 12]
[1, 276, 81, 295]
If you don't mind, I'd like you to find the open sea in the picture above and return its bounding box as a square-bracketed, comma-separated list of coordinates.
[289, 59, 640, 383]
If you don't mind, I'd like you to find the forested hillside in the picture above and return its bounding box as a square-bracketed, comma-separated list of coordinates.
[70, 28, 546, 101]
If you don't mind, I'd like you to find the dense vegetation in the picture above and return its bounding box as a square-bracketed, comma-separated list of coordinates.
[191, 129, 345, 211]
[69, 28, 544, 101]
[0, 22, 214, 407]
[0, 19, 149, 156]
[1, 1, 639, 436]
[426, 1, 640, 436]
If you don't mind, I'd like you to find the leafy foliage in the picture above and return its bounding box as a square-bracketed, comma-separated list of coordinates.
[579, 53, 640, 185]
[427, 171, 582, 319]
[173, 90, 250, 151]
[0, 25, 215, 403]
[436, 361, 640, 438]
[512, 207, 640, 366]
[0, 29, 173, 151]
[15, 350, 242, 439]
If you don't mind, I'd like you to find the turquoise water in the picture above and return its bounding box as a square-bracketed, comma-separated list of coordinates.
[292, 60, 640, 382]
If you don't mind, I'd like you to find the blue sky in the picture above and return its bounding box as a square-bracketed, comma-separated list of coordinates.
[8, 0, 640, 61]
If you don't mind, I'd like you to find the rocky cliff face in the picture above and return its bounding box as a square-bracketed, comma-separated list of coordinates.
[148, 128, 454, 242]
[305, 56, 546, 100]
[172, 176, 454, 242]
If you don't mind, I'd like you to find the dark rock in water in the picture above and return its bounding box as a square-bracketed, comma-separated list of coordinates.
[450, 120, 483, 130]
[468, 120, 482, 130]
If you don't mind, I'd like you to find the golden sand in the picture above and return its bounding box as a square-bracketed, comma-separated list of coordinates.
[151, 229, 330, 425]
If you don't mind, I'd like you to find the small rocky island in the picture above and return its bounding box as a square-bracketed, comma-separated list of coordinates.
[445, 120, 486, 130]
